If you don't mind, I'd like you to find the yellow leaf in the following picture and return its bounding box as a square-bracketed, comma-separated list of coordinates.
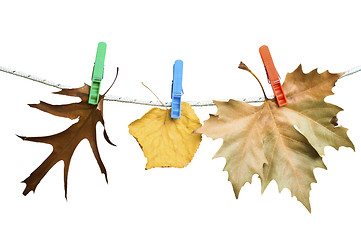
[129, 102, 202, 169]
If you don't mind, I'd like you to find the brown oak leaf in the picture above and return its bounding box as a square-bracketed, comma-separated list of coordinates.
[19, 82, 116, 198]
[195, 65, 354, 212]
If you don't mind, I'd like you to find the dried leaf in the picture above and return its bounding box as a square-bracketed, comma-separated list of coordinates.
[195, 65, 354, 212]
[19, 84, 115, 198]
[129, 102, 202, 169]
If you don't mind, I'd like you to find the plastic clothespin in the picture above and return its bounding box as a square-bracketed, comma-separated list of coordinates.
[88, 42, 107, 105]
[259, 45, 287, 107]
[171, 60, 183, 119]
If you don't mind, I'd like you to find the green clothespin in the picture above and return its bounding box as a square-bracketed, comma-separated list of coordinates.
[88, 42, 107, 105]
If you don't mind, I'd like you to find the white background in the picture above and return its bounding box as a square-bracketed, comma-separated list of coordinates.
[1, 0, 360, 239]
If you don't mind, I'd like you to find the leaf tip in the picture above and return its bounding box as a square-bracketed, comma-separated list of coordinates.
[22, 181, 35, 196]
[291, 64, 304, 75]
[103, 129, 116, 146]
[16, 135, 27, 141]
[104, 173, 109, 184]
[231, 181, 243, 199]
[305, 203, 312, 213]
[22, 190, 31, 196]
[233, 190, 240, 199]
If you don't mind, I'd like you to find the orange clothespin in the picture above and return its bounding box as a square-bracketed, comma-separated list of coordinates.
[259, 45, 287, 107]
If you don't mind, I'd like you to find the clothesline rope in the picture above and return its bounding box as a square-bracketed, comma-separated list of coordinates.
[1, 65, 360, 107]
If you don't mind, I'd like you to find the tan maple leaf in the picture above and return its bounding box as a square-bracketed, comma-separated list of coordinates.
[195, 64, 354, 212]
[19, 70, 118, 198]
[129, 102, 202, 169]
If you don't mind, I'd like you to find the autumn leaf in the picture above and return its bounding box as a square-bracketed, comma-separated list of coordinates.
[129, 102, 202, 169]
[195, 65, 354, 212]
[19, 70, 118, 198]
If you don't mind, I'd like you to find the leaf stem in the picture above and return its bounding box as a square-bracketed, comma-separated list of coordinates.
[238, 62, 268, 100]
[103, 67, 119, 96]
[141, 82, 168, 109]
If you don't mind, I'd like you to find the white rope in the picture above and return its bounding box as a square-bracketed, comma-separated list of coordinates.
[0, 65, 71, 89]
[1, 65, 360, 107]
[103, 95, 266, 107]
[340, 66, 361, 79]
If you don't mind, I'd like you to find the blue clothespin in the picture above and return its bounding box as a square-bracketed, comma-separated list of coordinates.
[171, 60, 183, 119]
